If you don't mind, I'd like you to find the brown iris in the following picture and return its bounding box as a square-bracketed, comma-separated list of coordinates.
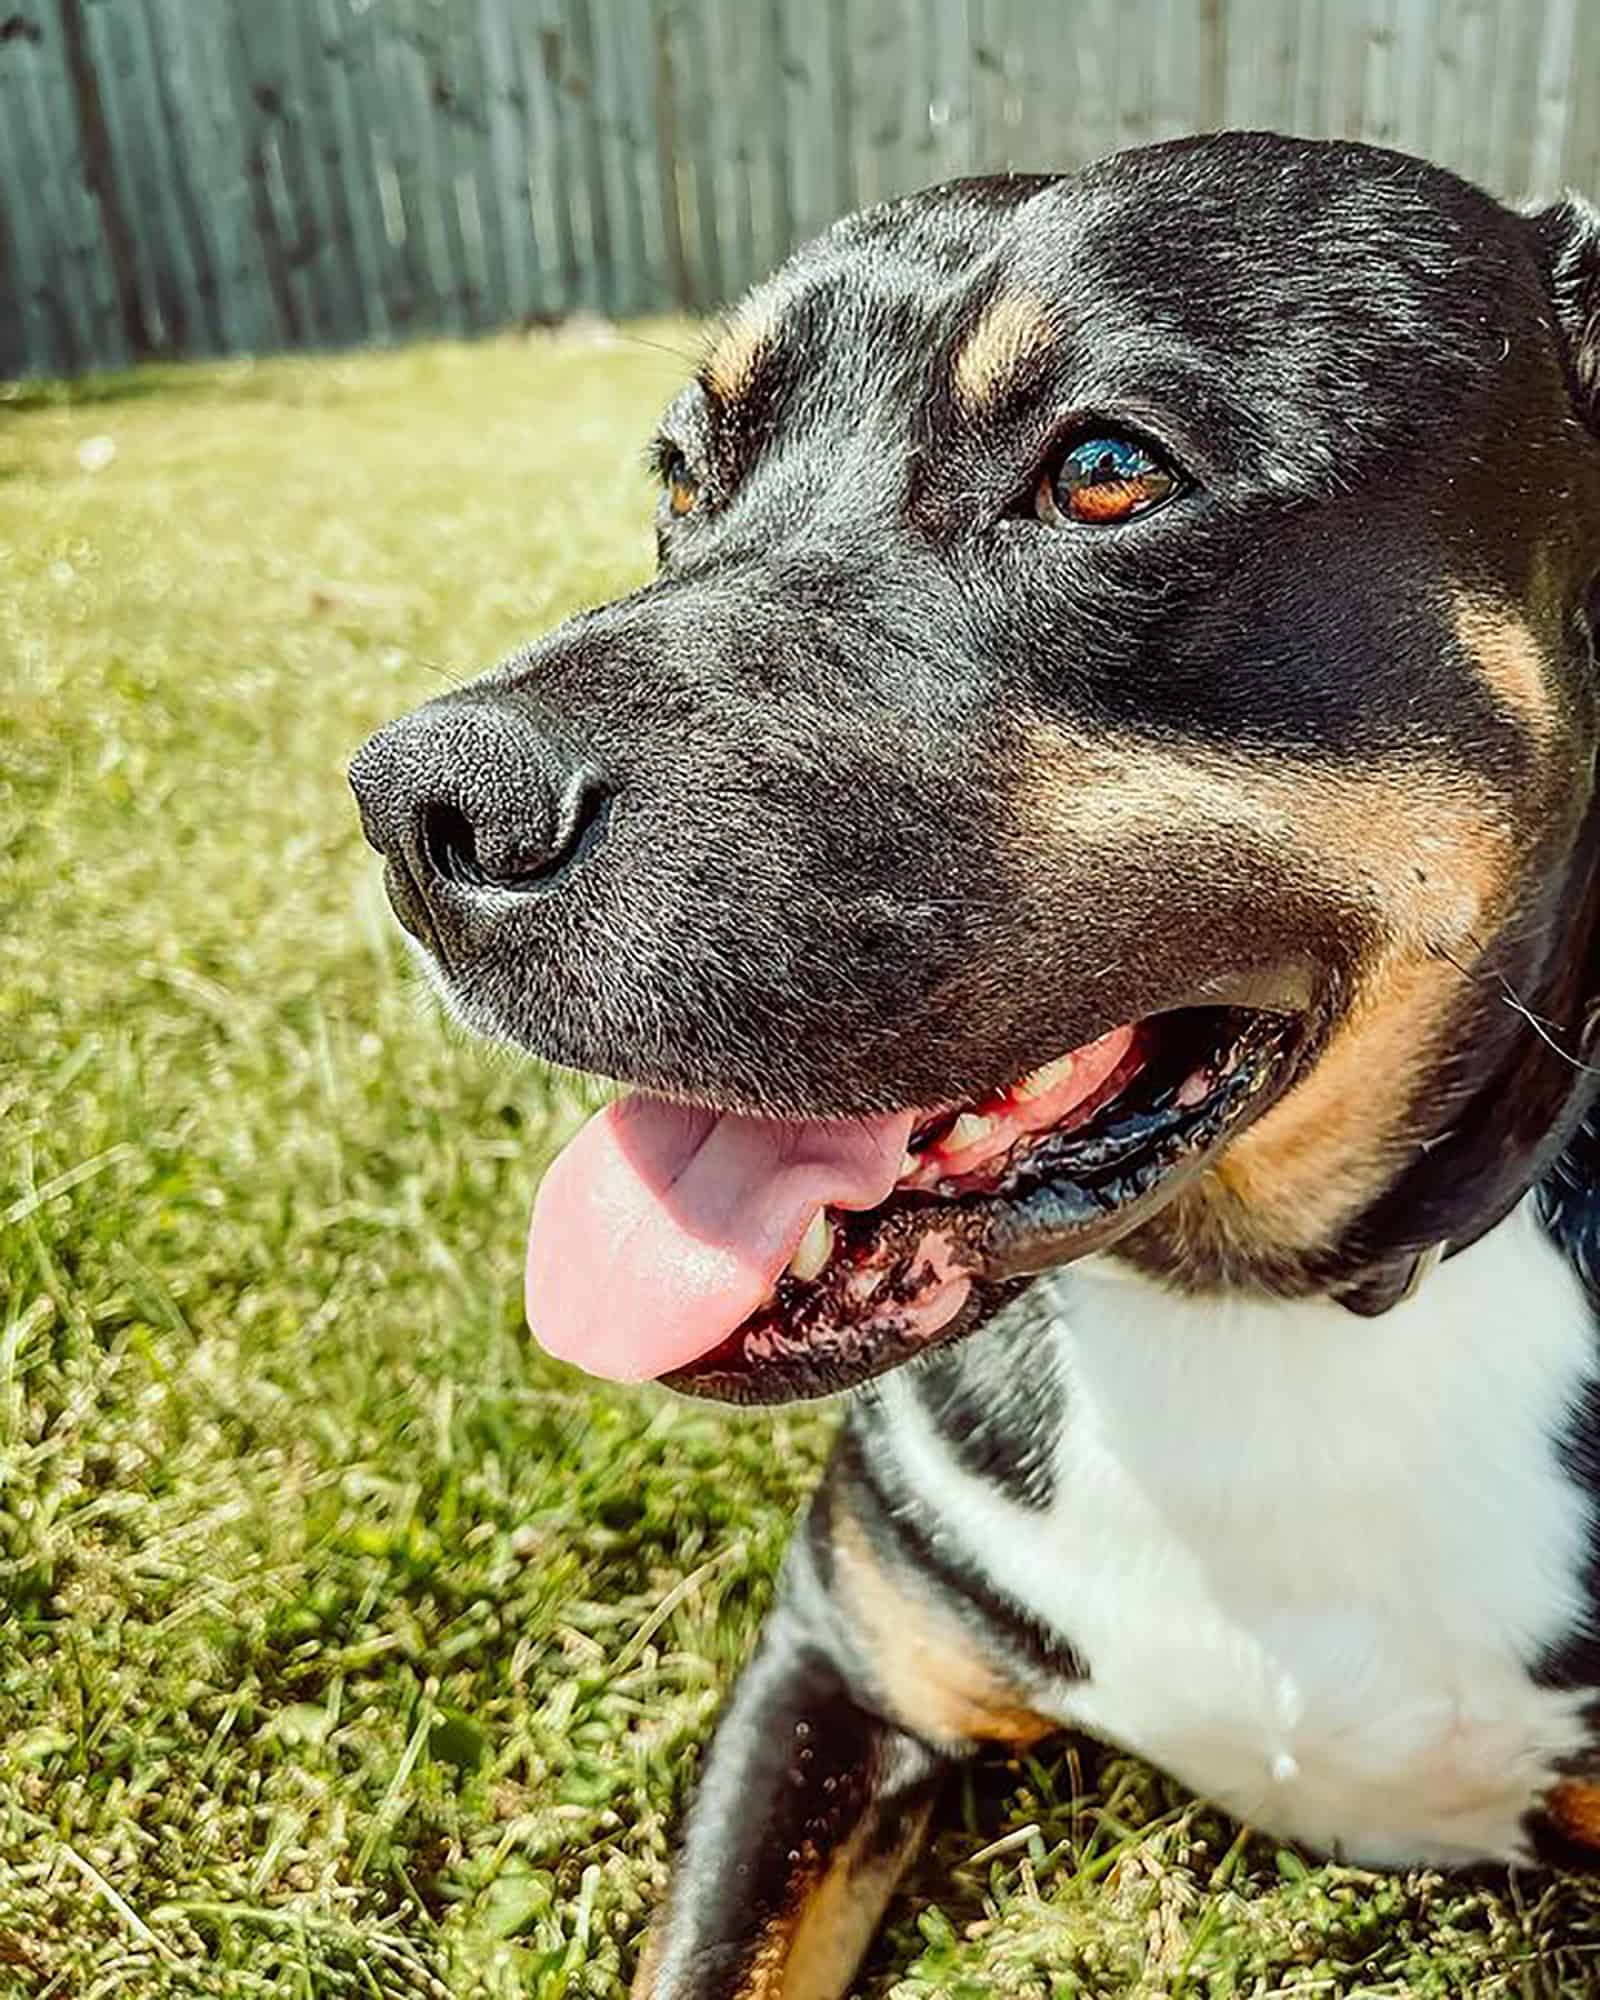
[1036, 435, 1177, 527]
[655, 441, 700, 519]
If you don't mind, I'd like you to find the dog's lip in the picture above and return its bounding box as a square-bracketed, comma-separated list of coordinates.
[660, 1007, 1305, 1405]
[549, 989, 1306, 1127]
[622, 960, 1317, 1125]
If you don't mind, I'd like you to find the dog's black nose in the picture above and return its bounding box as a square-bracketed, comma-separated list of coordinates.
[348, 699, 612, 938]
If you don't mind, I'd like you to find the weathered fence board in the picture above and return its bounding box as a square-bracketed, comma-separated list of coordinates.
[3, 0, 1599, 379]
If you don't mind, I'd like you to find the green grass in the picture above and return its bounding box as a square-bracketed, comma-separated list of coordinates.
[4, 331, 1600, 1998]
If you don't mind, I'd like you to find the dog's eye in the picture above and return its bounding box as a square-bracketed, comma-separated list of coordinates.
[656, 444, 700, 519]
[1036, 435, 1177, 527]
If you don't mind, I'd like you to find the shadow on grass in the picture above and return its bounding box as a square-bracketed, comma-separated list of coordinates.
[0, 364, 208, 412]
[0, 347, 385, 413]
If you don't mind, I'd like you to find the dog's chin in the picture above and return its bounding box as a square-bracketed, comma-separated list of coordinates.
[658, 1006, 1306, 1405]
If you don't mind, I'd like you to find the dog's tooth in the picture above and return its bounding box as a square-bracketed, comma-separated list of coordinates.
[787, 1209, 834, 1282]
[899, 1149, 920, 1180]
[1016, 1054, 1076, 1102]
[947, 1111, 1000, 1151]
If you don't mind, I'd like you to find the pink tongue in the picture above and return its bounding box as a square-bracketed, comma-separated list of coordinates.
[526, 1098, 916, 1381]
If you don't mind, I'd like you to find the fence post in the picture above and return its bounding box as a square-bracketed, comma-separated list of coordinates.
[55, 0, 154, 359]
[650, 0, 692, 310]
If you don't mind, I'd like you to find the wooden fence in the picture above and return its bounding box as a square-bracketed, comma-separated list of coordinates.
[3, 0, 1599, 380]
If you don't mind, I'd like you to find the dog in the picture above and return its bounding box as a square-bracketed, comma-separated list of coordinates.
[350, 131, 1600, 1998]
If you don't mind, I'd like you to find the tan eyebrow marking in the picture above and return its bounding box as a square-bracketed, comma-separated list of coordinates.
[953, 292, 1060, 409]
[702, 301, 777, 405]
[1453, 593, 1556, 751]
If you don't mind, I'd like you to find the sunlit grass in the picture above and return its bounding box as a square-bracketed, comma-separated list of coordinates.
[4, 331, 1600, 1995]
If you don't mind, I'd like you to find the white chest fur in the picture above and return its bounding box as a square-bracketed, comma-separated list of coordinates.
[877, 1200, 1600, 1865]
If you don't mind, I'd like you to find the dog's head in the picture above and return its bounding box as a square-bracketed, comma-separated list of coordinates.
[351, 134, 1600, 1401]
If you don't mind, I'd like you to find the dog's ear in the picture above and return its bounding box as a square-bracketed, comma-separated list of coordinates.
[1530, 195, 1600, 433]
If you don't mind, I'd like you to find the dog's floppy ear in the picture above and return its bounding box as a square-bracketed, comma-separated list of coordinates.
[1531, 195, 1600, 433]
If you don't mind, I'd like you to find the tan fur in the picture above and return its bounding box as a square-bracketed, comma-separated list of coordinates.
[1208, 950, 1468, 1256]
[832, 1505, 1055, 1748]
[1547, 1778, 1600, 1848]
[953, 292, 1060, 409]
[632, 1783, 933, 2000]
[704, 304, 775, 404]
[630, 1921, 666, 1997]
[775, 1801, 936, 2000]
[1454, 594, 1557, 751]
[1019, 728, 1518, 1271]
[1020, 729, 1512, 953]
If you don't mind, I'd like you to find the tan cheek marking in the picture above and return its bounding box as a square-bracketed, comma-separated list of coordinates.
[1547, 1779, 1600, 1848]
[1454, 594, 1556, 752]
[703, 302, 775, 404]
[1020, 728, 1512, 953]
[1211, 951, 1469, 1252]
[1018, 730, 1515, 1255]
[954, 292, 1059, 410]
[833, 1507, 1054, 1748]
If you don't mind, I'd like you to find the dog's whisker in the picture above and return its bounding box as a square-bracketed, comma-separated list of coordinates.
[613, 330, 702, 368]
[406, 656, 471, 690]
[1431, 939, 1600, 1074]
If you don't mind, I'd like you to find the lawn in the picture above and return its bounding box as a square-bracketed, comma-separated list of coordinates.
[4, 332, 1600, 1999]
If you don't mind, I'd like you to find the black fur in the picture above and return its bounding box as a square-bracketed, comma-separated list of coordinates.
[908, 1291, 1064, 1509]
[833, 1408, 1088, 1693]
[1536, 1103, 1600, 1692]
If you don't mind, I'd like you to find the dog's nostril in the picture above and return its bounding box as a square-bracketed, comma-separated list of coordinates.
[419, 769, 613, 895]
[422, 802, 486, 888]
[553, 767, 614, 876]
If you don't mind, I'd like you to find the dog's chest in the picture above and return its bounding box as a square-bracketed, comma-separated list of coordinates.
[878, 1203, 1600, 1864]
